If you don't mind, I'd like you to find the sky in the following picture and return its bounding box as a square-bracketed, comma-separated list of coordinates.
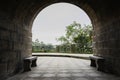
[32, 3, 91, 45]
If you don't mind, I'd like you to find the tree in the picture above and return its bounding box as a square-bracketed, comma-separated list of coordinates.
[32, 39, 40, 51]
[32, 39, 55, 53]
[56, 21, 93, 54]
[56, 21, 81, 44]
[65, 21, 81, 44]
[56, 36, 68, 44]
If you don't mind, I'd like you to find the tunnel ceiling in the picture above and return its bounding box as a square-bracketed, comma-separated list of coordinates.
[0, 0, 119, 29]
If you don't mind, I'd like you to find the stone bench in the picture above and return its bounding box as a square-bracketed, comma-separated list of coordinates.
[23, 56, 37, 72]
[89, 56, 105, 71]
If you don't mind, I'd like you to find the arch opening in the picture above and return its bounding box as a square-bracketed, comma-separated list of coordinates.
[32, 3, 93, 54]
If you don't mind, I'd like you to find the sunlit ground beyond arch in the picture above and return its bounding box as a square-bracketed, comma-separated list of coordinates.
[32, 3, 91, 45]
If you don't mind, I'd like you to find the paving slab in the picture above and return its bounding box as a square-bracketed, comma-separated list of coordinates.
[6, 57, 120, 80]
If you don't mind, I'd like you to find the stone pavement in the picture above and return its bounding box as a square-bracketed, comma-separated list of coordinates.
[7, 57, 120, 80]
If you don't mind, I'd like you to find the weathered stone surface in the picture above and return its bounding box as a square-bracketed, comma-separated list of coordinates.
[6, 57, 120, 80]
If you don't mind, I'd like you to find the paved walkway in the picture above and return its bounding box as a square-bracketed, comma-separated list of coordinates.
[7, 57, 120, 80]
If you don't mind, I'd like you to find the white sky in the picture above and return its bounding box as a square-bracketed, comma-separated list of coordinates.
[32, 3, 91, 45]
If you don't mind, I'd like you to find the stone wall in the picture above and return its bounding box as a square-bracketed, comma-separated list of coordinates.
[93, 3, 120, 74]
[0, 6, 32, 80]
[94, 17, 120, 74]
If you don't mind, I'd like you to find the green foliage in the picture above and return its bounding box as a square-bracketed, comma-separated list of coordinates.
[56, 21, 93, 54]
[56, 36, 68, 44]
[32, 39, 55, 53]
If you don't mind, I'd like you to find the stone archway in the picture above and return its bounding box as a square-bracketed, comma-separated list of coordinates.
[0, 0, 120, 79]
